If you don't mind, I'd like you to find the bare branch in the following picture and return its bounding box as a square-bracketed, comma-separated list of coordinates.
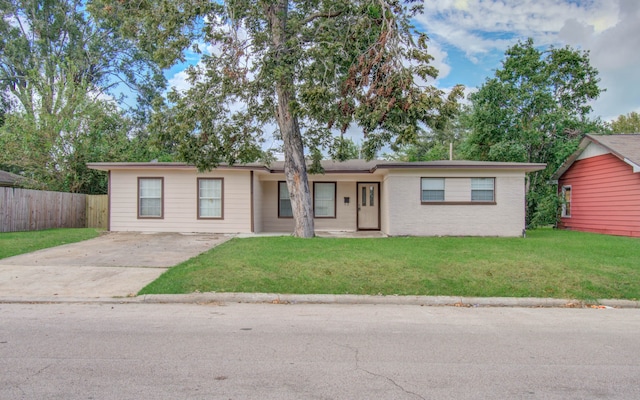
[301, 10, 343, 25]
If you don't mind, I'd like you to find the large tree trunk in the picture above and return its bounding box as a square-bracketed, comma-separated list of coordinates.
[267, 0, 315, 238]
[277, 88, 315, 238]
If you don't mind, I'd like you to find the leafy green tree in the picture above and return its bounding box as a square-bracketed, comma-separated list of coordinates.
[329, 136, 360, 161]
[91, 0, 463, 237]
[0, 0, 165, 192]
[0, 92, 9, 128]
[463, 38, 606, 226]
[395, 106, 469, 161]
[0, 101, 165, 193]
[611, 112, 640, 134]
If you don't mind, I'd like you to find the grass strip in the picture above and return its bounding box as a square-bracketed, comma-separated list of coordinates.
[140, 229, 640, 300]
[0, 228, 102, 259]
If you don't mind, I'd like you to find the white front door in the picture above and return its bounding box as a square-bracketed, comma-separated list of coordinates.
[357, 183, 380, 230]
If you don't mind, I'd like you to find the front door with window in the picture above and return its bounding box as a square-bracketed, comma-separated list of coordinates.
[357, 182, 380, 230]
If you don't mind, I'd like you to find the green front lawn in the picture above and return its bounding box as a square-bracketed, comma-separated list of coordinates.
[0, 228, 102, 259]
[139, 229, 640, 300]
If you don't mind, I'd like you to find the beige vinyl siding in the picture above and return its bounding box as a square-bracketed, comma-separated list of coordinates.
[259, 174, 377, 232]
[252, 171, 263, 233]
[260, 180, 293, 232]
[384, 169, 525, 237]
[109, 169, 252, 233]
[315, 181, 357, 230]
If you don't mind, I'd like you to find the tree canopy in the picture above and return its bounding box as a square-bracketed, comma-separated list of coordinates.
[0, 0, 166, 193]
[92, 0, 463, 237]
[394, 105, 470, 162]
[611, 112, 640, 134]
[462, 38, 606, 226]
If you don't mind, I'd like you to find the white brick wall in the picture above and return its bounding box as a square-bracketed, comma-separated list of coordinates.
[383, 170, 526, 237]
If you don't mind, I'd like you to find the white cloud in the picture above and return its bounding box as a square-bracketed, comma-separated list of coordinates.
[416, 0, 639, 119]
[426, 40, 452, 82]
[167, 69, 193, 93]
[559, 0, 640, 120]
[416, 0, 618, 58]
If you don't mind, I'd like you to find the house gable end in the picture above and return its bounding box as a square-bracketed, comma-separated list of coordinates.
[558, 153, 640, 237]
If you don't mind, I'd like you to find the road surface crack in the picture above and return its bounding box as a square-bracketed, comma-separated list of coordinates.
[335, 342, 425, 400]
[12, 363, 53, 396]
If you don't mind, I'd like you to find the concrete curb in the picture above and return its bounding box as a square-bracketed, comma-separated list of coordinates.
[1, 293, 639, 308]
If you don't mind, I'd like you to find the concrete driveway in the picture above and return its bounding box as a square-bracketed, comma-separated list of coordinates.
[0, 232, 232, 298]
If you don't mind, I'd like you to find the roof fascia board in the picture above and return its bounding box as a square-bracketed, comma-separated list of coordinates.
[374, 164, 546, 172]
[267, 169, 375, 174]
[624, 158, 640, 173]
[87, 163, 271, 172]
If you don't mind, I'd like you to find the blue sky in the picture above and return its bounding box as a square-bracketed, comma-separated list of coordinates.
[166, 0, 640, 143]
[411, 0, 640, 120]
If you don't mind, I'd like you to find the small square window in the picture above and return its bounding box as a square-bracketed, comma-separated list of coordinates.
[421, 178, 445, 202]
[471, 178, 495, 202]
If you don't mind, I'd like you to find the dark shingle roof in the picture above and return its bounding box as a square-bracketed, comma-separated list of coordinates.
[590, 134, 640, 166]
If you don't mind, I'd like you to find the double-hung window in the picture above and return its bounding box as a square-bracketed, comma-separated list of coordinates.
[278, 181, 292, 218]
[561, 186, 571, 217]
[421, 178, 445, 202]
[471, 178, 495, 202]
[138, 177, 163, 218]
[314, 182, 336, 218]
[198, 178, 223, 219]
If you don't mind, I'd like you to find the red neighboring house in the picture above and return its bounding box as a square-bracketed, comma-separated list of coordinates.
[552, 134, 640, 237]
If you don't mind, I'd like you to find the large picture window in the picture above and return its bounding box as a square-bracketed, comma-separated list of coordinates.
[471, 178, 495, 202]
[314, 182, 336, 218]
[278, 181, 292, 218]
[198, 178, 223, 219]
[138, 177, 163, 218]
[421, 178, 445, 202]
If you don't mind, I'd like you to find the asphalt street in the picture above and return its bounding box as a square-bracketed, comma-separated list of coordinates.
[1, 302, 639, 399]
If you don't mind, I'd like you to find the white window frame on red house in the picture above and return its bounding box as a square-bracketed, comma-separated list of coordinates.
[561, 185, 572, 218]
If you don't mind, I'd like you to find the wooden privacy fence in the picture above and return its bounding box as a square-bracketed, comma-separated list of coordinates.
[0, 187, 108, 232]
[86, 195, 108, 230]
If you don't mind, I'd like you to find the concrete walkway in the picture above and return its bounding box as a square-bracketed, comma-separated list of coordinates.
[0, 232, 232, 298]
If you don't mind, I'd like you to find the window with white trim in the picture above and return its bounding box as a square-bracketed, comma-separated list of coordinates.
[471, 178, 495, 202]
[138, 177, 163, 218]
[278, 181, 292, 218]
[314, 182, 336, 218]
[561, 186, 571, 217]
[421, 178, 445, 202]
[198, 178, 223, 218]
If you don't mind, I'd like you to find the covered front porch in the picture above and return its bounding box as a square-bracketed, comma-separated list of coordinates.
[253, 171, 384, 234]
